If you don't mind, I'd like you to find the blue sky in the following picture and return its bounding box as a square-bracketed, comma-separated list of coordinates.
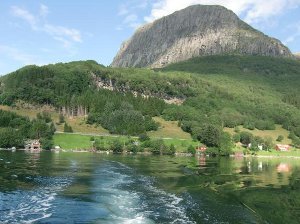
[0, 0, 300, 75]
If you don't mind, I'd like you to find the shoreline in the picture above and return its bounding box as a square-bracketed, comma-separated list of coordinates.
[2, 148, 300, 159]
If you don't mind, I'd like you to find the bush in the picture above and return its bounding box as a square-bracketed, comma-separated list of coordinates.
[234, 126, 240, 133]
[37, 111, 52, 123]
[232, 133, 240, 143]
[195, 124, 221, 147]
[64, 123, 73, 133]
[0, 128, 23, 148]
[205, 147, 219, 156]
[263, 137, 274, 151]
[149, 139, 167, 155]
[292, 136, 300, 148]
[243, 120, 255, 130]
[40, 138, 53, 150]
[187, 145, 196, 155]
[169, 144, 176, 155]
[139, 133, 150, 142]
[94, 139, 106, 151]
[144, 115, 159, 131]
[127, 143, 139, 154]
[219, 132, 233, 155]
[276, 135, 284, 142]
[59, 113, 65, 124]
[240, 131, 253, 145]
[110, 139, 123, 153]
[255, 120, 275, 130]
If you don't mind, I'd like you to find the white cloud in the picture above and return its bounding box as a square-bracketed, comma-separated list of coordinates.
[44, 24, 82, 43]
[124, 14, 138, 24]
[39, 4, 49, 17]
[145, 0, 300, 25]
[284, 21, 300, 45]
[118, 4, 129, 16]
[11, 5, 37, 29]
[10, 5, 82, 48]
[121, 13, 141, 29]
[117, 0, 149, 30]
[0, 45, 44, 66]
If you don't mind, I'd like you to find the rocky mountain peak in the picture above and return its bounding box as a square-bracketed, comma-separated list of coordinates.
[111, 4, 292, 68]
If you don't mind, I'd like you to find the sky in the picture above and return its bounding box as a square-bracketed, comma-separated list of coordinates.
[0, 0, 300, 75]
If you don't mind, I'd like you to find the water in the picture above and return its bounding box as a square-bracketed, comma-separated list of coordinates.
[0, 152, 300, 223]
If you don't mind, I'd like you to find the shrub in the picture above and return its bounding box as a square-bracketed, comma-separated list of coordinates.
[234, 126, 240, 133]
[139, 133, 150, 142]
[195, 124, 221, 147]
[205, 147, 219, 156]
[40, 138, 53, 150]
[64, 123, 73, 133]
[219, 132, 233, 155]
[187, 145, 196, 155]
[263, 137, 274, 151]
[110, 139, 123, 153]
[94, 139, 106, 151]
[232, 133, 240, 143]
[37, 111, 52, 123]
[59, 113, 65, 124]
[255, 120, 275, 130]
[240, 131, 253, 145]
[127, 143, 139, 154]
[169, 144, 176, 155]
[243, 121, 255, 130]
[276, 135, 284, 142]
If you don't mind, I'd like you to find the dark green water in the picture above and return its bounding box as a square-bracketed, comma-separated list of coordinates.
[0, 151, 299, 223]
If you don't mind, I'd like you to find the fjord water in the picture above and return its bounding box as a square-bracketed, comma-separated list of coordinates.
[0, 152, 299, 224]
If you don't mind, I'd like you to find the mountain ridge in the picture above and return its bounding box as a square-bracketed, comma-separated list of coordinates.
[111, 5, 292, 68]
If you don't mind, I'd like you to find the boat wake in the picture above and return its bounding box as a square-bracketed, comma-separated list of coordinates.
[0, 176, 72, 224]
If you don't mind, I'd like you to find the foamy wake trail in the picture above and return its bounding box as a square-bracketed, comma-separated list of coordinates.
[92, 161, 197, 224]
[0, 176, 72, 224]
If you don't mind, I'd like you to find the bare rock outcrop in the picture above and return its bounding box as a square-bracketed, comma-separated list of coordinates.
[111, 5, 293, 68]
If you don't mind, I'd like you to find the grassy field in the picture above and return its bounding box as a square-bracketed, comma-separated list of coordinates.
[53, 133, 129, 150]
[224, 125, 292, 145]
[55, 117, 109, 134]
[256, 149, 300, 157]
[53, 133, 197, 152]
[149, 117, 192, 140]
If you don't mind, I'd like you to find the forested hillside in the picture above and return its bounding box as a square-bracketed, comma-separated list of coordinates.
[1, 56, 300, 150]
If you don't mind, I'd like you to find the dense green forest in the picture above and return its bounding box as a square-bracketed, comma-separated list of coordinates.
[1, 55, 300, 150]
[0, 110, 55, 149]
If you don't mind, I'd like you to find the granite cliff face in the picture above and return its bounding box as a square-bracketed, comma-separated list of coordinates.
[111, 5, 293, 68]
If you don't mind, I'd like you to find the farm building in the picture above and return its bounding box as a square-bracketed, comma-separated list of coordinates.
[275, 144, 290, 151]
[25, 140, 41, 151]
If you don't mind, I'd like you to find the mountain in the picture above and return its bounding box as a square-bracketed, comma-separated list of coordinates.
[295, 52, 300, 59]
[111, 5, 292, 68]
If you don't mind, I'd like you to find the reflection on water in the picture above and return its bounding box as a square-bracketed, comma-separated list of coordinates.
[0, 151, 299, 224]
[276, 163, 291, 173]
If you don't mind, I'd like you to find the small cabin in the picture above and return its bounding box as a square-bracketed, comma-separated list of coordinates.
[25, 140, 41, 151]
[196, 146, 207, 154]
[275, 144, 290, 151]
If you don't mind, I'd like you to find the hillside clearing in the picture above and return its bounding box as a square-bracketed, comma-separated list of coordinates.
[53, 133, 197, 152]
[149, 117, 192, 140]
[224, 125, 292, 144]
